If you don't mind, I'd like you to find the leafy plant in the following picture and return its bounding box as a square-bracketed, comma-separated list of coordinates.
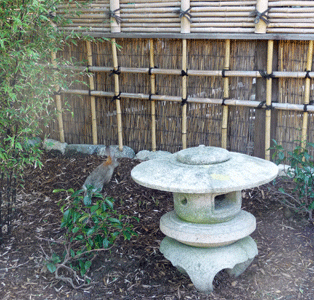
[43, 187, 138, 288]
[270, 139, 314, 221]
[0, 0, 107, 177]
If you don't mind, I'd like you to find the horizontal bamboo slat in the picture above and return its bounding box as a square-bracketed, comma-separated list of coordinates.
[62, 89, 314, 113]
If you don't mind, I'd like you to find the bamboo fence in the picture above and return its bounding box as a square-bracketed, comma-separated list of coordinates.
[48, 0, 314, 159]
[48, 37, 314, 160]
[56, 0, 314, 35]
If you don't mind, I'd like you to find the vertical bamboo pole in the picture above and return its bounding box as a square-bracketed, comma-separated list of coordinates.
[182, 39, 187, 149]
[221, 39, 230, 149]
[149, 39, 157, 152]
[255, 0, 269, 34]
[51, 51, 65, 143]
[86, 41, 98, 145]
[265, 40, 274, 160]
[181, 0, 190, 149]
[111, 38, 123, 151]
[301, 40, 313, 150]
[110, 0, 121, 33]
[181, 0, 190, 34]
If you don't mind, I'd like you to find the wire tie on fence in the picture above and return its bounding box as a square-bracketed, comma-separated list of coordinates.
[88, 89, 94, 96]
[305, 70, 312, 79]
[53, 88, 62, 96]
[149, 65, 158, 75]
[303, 100, 314, 112]
[265, 104, 273, 110]
[222, 68, 229, 78]
[259, 70, 275, 80]
[250, 8, 270, 25]
[110, 66, 121, 76]
[181, 69, 188, 77]
[149, 94, 154, 101]
[111, 92, 121, 102]
[257, 100, 266, 109]
[181, 96, 188, 106]
[221, 98, 228, 106]
[176, 7, 192, 23]
[109, 8, 122, 24]
[87, 64, 92, 73]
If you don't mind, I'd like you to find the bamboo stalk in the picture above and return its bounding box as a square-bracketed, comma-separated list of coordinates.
[221, 39, 230, 149]
[265, 40, 273, 161]
[53, 64, 314, 79]
[51, 51, 65, 143]
[269, 1, 314, 6]
[121, 12, 252, 17]
[121, 23, 181, 28]
[123, 18, 180, 23]
[301, 40, 313, 150]
[191, 1, 257, 6]
[269, 23, 314, 28]
[255, 0, 269, 34]
[121, 27, 181, 32]
[111, 38, 123, 151]
[120, 2, 180, 8]
[86, 41, 98, 145]
[269, 8, 314, 13]
[191, 28, 255, 33]
[181, 0, 190, 33]
[110, 0, 120, 33]
[62, 89, 314, 112]
[149, 38, 157, 152]
[269, 16, 314, 21]
[191, 6, 255, 12]
[267, 28, 314, 33]
[190, 22, 255, 28]
[182, 39, 188, 149]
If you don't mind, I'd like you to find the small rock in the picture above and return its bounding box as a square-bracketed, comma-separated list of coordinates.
[43, 139, 68, 154]
[66, 144, 101, 155]
[135, 150, 173, 161]
[98, 145, 135, 159]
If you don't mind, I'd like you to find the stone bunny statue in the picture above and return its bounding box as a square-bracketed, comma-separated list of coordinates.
[82, 147, 119, 192]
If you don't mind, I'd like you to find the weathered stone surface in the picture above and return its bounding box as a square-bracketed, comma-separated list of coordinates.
[131, 146, 279, 194]
[173, 191, 241, 224]
[176, 145, 230, 165]
[43, 139, 68, 154]
[160, 210, 256, 247]
[66, 144, 101, 155]
[135, 150, 173, 161]
[98, 145, 135, 159]
[160, 236, 258, 294]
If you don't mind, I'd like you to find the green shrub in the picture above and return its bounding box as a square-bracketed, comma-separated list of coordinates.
[45, 187, 138, 288]
[270, 140, 314, 221]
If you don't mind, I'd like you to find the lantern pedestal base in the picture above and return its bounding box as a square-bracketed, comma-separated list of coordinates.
[160, 236, 258, 294]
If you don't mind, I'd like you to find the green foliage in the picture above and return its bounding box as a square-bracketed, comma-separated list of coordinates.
[0, 0, 108, 177]
[45, 187, 138, 287]
[270, 139, 314, 221]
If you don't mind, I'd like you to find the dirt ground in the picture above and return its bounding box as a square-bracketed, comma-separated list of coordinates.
[0, 151, 314, 300]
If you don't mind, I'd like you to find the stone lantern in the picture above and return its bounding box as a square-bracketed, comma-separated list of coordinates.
[131, 145, 278, 293]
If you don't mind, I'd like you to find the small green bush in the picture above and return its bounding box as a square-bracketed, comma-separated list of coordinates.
[45, 187, 138, 288]
[270, 139, 314, 221]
